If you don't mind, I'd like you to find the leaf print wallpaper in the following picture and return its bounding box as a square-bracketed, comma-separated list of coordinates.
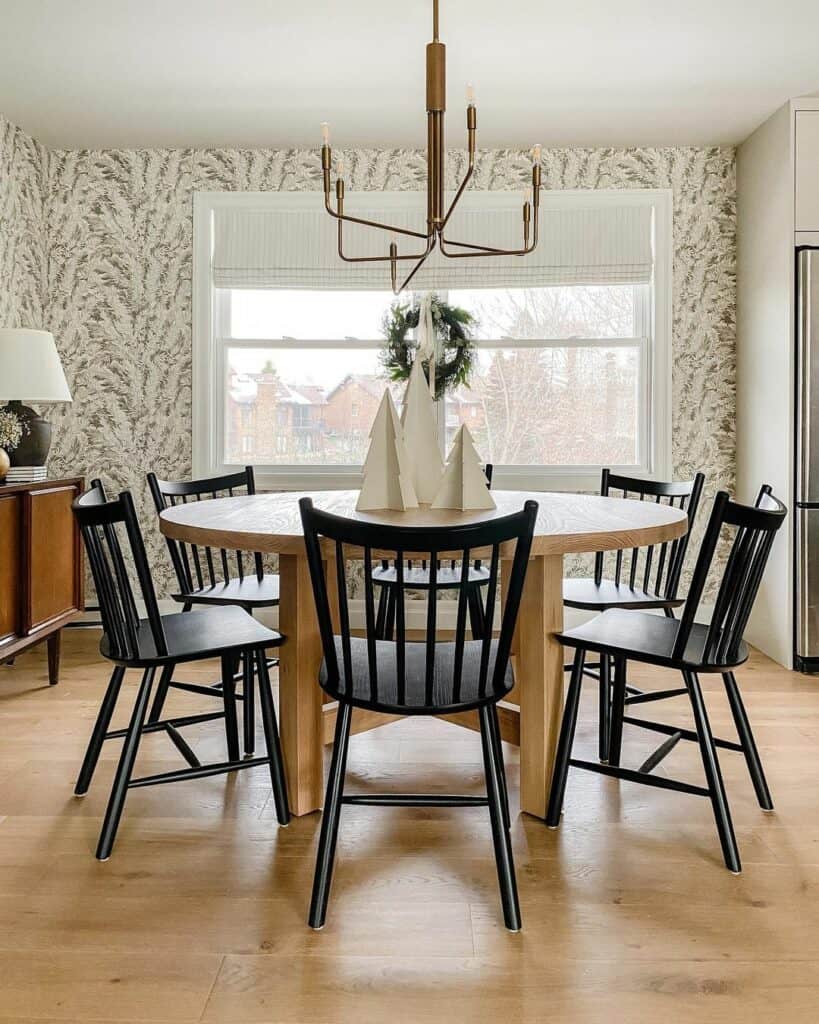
[0, 116, 46, 331]
[0, 115, 736, 596]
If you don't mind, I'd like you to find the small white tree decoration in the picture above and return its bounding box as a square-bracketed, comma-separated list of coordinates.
[431, 424, 496, 511]
[357, 389, 419, 512]
[401, 357, 444, 503]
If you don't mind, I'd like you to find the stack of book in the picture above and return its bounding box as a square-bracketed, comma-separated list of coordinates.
[4, 466, 48, 484]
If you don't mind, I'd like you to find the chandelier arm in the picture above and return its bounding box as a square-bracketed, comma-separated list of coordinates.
[439, 157, 474, 233]
[337, 218, 432, 265]
[394, 236, 438, 294]
[323, 194, 431, 242]
[440, 187, 540, 257]
[439, 215, 539, 259]
[438, 237, 510, 254]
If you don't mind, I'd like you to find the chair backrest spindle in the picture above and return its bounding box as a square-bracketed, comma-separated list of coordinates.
[74, 484, 168, 661]
[299, 498, 537, 712]
[595, 468, 705, 599]
[672, 486, 786, 664]
[148, 466, 265, 597]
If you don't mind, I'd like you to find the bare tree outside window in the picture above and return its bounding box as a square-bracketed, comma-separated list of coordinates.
[221, 285, 644, 470]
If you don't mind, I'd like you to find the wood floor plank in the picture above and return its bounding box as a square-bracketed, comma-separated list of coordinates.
[0, 949, 222, 1021]
[201, 955, 819, 1023]
[0, 892, 474, 958]
[3, 631, 819, 1022]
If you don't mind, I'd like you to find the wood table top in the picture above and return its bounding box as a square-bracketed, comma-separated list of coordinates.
[159, 489, 688, 557]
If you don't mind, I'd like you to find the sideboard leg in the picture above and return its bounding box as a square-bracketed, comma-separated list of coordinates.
[47, 631, 62, 686]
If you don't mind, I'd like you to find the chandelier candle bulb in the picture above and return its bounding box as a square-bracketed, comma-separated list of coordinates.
[531, 143, 542, 164]
[466, 82, 475, 105]
[321, 121, 330, 145]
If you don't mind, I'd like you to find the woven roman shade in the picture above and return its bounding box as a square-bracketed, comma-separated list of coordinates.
[211, 191, 654, 291]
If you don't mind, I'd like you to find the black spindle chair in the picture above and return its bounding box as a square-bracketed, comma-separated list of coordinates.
[563, 469, 705, 762]
[300, 495, 538, 932]
[548, 485, 787, 873]
[372, 464, 494, 640]
[147, 468, 280, 757]
[73, 483, 289, 860]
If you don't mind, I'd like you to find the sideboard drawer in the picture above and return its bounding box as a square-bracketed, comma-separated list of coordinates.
[24, 483, 83, 634]
[0, 494, 22, 643]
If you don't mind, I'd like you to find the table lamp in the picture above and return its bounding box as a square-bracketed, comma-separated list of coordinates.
[0, 328, 72, 468]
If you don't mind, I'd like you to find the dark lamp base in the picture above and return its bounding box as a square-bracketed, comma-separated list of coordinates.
[2, 401, 52, 467]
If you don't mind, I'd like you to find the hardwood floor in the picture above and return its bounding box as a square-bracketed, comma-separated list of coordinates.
[2, 629, 819, 1022]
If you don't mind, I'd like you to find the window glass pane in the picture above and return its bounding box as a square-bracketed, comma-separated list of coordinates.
[448, 286, 636, 340]
[226, 289, 393, 340]
[445, 346, 640, 466]
[224, 345, 399, 465]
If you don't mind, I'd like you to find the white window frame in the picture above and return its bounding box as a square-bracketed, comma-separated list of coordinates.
[193, 188, 672, 492]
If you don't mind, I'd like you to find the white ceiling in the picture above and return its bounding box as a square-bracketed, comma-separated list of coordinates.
[0, 0, 817, 150]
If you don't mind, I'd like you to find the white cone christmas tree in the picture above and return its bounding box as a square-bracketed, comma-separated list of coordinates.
[357, 389, 419, 512]
[401, 357, 444, 503]
[431, 424, 496, 511]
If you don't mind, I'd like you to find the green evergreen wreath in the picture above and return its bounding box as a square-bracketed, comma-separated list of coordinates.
[380, 293, 477, 400]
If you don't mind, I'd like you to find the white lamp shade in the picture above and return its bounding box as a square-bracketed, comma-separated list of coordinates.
[0, 328, 72, 403]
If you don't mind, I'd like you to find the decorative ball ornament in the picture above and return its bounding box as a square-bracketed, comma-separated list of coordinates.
[381, 292, 477, 401]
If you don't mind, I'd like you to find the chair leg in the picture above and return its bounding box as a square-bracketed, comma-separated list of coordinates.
[147, 662, 175, 724]
[96, 666, 155, 860]
[598, 655, 611, 763]
[486, 703, 511, 829]
[75, 665, 126, 796]
[722, 671, 773, 811]
[607, 656, 628, 768]
[243, 651, 256, 757]
[255, 648, 290, 825]
[546, 648, 586, 827]
[684, 669, 741, 873]
[220, 655, 241, 763]
[309, 701, 353, 929]
[479, 704, 521, 931]
[375, 585, 389, 640]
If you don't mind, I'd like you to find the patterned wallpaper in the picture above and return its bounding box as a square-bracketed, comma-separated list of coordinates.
[0, 116, 46, 330]
[1, 115, 736, 596]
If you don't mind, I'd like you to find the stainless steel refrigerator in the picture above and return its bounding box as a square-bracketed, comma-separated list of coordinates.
[796, 247, 819, 671]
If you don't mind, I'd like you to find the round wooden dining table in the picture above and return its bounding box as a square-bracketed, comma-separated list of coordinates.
[160, 489, 687, 819]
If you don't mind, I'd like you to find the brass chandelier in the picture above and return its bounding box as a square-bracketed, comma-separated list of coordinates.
[320, 0, 542, 294]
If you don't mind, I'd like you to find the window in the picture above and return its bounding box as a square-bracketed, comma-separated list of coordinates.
[444, 284, 648, 470]
[194, 190, 671, 490]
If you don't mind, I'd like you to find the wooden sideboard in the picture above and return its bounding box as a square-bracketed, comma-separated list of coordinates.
[0, 477, 84, 684]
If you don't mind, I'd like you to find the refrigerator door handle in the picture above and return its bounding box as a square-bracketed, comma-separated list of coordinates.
[797, 250, 819, 503]
[796, 507, 819, 661]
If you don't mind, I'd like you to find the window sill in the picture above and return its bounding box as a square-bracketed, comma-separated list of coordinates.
[220, 464, 654, 495]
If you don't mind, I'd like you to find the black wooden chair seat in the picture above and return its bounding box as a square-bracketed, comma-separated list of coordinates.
[73, 482, 290, 861]
[372, 465, 494, 642]
[559, 608, 749, 672]
[148, 467, 278, 757]
[301, 495, 537, 933]
[563, 578, 685, 612]
[172, 573, 281, 610]
[547, 486, 787, 875]
[371, 563, 490, 588]
[319, 637, 513, 715]
[101, 606, 280, 668]
[562, 469, 705, 763]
